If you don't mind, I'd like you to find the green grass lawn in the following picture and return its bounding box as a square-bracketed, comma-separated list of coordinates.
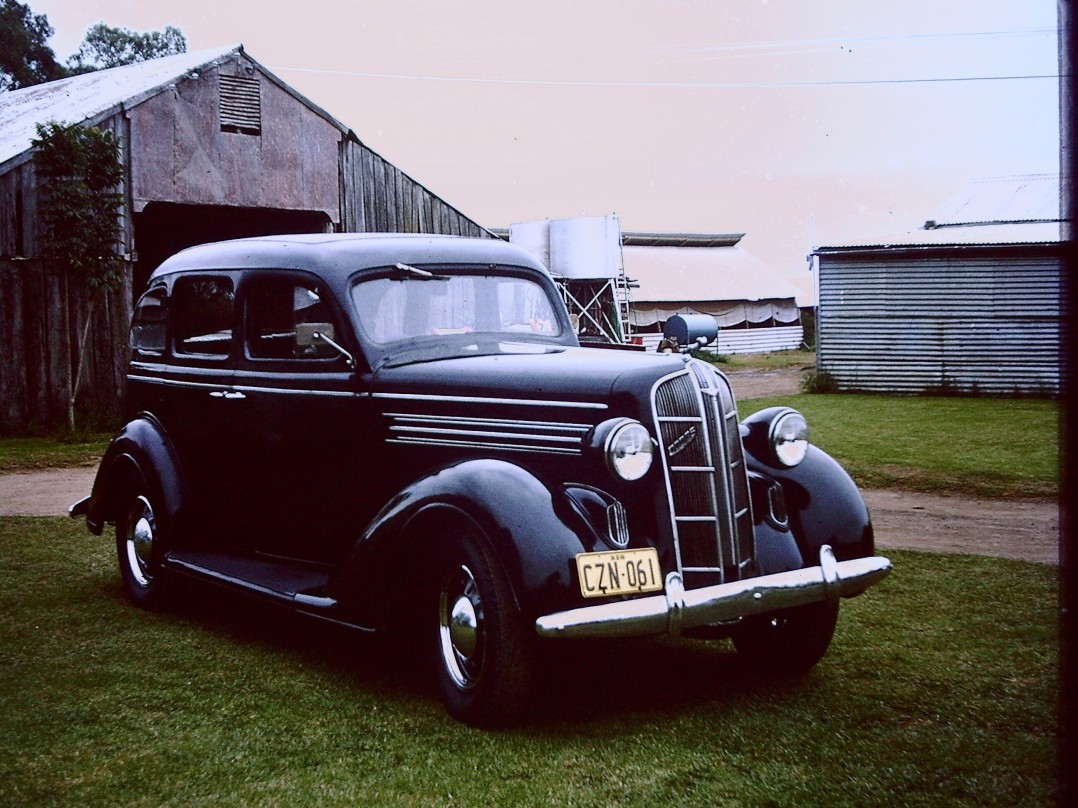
[0, 517, 1058, 806]
[743, 394, 1058, 500]
[0, 434, 111, 473]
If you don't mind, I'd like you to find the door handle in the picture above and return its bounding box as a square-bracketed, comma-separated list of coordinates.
[209, 390, 246, 400]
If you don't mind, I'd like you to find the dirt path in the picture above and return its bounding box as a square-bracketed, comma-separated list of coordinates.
[1, 366, 1057, 562]
[0, 466, 1058, 564]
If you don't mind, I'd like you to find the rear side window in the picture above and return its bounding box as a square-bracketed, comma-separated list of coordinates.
[173, 277, 235, 357]
[130, 289, 167, 357]
[245, 280, 338, 360]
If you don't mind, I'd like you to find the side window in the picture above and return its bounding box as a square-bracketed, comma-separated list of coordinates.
[173, 277, 235, 357]
[246, 280, 337, 360]
[130, 289, 167, 357]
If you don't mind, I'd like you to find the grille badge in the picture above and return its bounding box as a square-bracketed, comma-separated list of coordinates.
[667, 425, 697, 458]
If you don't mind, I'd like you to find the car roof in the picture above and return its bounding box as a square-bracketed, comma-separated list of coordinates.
[150, 233, 550, 283]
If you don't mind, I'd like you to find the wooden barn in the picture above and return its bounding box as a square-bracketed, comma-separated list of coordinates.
[0, 45, 489, 432]
[812, 175, 1062, 395]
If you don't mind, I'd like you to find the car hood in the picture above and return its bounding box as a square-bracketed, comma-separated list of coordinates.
[370, 345, 694, 415]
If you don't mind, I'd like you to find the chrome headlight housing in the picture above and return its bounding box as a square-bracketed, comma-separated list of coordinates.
[768, 409, 809, 467]
[591, 418, 655, 481]
[741, 406, 811, 469]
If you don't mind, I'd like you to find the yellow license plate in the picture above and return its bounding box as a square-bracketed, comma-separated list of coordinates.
[576, 548, 663, 599]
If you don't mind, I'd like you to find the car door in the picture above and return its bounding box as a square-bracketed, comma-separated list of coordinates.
[230, 272, 366, 563]
[145, 273, 242, 544]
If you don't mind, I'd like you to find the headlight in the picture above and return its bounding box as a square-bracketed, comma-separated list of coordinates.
[769, 409, 809, 468]
[603, 420, 655, 481]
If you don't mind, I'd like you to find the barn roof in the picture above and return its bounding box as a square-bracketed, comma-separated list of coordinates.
[624, 241, 803, 304]
[0, 44, 348, 171]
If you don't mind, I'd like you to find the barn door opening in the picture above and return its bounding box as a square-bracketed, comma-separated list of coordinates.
[133, 203, 332, 294]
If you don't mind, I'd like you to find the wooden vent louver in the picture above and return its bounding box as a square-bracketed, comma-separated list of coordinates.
[219, 74, 261, 135]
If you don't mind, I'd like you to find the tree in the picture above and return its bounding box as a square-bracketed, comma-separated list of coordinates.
[33, 121, 125, 432]
[67, 22, 186, 73]
[0, 0, 65, 90]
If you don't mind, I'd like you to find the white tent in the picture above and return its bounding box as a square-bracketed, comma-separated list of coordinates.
[624, 237, 802, 329]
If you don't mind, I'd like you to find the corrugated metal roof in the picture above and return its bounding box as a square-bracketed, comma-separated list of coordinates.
[621, 232, 744, 248]
[928, 174, 1059, 227]
[813, 175, 1063, 253]
[815, 220, 1062, 251]
[624, 244, 802, 303]
[0, 45, 350, 170]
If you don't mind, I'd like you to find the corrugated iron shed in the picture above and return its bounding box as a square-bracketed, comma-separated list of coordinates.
[812, 175, 1062, 396]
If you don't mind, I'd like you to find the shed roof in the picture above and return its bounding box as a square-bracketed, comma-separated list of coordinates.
[814, 174, 1063, 253]
[624, 243, 802, 303]
[0, 45, 348, 170]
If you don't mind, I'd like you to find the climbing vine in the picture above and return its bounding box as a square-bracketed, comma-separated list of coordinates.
[32, 121, 125, 432]
[32, 120, 124, 290]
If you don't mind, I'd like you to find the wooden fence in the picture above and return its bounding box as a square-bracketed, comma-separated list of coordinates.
[0, 259, 132, 432]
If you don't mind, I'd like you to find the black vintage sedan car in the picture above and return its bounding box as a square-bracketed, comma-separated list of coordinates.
[71, 233, 891, 727]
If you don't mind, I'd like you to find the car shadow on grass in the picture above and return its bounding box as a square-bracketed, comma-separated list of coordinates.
[128, 577, 826, 732]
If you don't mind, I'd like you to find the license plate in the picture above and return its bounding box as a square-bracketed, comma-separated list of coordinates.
[576, 548, 663, 599]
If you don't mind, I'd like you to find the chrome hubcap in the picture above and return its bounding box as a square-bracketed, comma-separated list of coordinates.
[438, 564, 483, 690]
[124, 496, 155, 588]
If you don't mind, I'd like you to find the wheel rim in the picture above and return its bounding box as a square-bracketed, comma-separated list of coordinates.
[123, 495, 156, 588]
[438, 564, 484, 690]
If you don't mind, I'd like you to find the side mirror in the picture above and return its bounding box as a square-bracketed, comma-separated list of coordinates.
[662, 314, 718, 353]
[295, 322, 355, 368]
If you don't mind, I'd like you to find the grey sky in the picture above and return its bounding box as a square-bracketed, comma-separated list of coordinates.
[31, 0, 1060, 302]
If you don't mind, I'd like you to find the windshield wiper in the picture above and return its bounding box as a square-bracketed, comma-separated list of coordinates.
[392, 262, 448, 280]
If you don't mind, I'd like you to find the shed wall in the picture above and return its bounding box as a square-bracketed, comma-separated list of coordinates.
[816, 248, 1061, 395]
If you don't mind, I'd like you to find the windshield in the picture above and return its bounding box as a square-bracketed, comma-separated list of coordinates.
[352, 268, 568, 366]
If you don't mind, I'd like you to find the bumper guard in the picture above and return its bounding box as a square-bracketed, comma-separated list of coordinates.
[535, 545, 891, 639]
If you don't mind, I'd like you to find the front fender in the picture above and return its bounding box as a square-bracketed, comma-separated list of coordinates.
[82, 415, 187, 538]
[329, 459, 589, 626]
[749, 445, 874, 562]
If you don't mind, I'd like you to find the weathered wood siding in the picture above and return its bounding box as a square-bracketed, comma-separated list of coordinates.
[0, 258, 132, 431]
[129, 56, 341, 220]
[816, 245, 1062, 395]
[339, 138, 490, 237]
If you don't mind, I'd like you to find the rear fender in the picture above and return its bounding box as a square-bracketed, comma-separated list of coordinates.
[329, 459, 589, 627]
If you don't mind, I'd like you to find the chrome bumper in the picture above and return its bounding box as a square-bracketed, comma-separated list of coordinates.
[535, 545, 891, 639]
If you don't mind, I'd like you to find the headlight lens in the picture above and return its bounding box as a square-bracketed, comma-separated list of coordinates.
[605, 421, 655, 481]
[770, 410, 809, 467]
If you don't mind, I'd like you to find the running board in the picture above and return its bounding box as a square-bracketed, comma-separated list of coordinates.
[165, 550, 338, 611]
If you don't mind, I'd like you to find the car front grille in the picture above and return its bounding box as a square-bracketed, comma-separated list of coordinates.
[652, 362, 754, 589]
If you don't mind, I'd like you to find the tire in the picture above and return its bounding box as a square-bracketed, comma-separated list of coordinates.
[731, 599, 839, 678]
[432, 533, 535, 728]
[115, 488, 171, 610]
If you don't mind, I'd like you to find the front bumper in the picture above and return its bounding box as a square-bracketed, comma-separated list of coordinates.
[535, 544, 891, 639]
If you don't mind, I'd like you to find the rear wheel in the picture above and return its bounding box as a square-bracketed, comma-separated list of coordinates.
[432, 534, 534, 727]
[116, 489, 170, 609]
[732, 600, 839, 677]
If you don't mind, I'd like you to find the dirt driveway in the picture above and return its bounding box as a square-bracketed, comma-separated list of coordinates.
[0, 366, 1057, 563]
[0, 465, 1058, 565]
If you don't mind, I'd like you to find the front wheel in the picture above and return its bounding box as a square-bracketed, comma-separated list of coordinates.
[731, 600, 839, 677]
[115, 489, 170, 610]
[432, 534, 534, 727]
